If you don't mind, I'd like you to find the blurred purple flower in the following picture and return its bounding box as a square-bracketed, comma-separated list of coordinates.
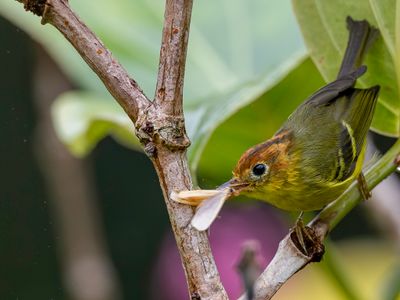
[150, 203, 287, 299]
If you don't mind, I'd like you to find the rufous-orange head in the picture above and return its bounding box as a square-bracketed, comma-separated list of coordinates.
[229, 131, 292, 193]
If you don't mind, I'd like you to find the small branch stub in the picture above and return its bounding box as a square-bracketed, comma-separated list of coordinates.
[289, 224, 325, 262]
[17, 0, 47, 16]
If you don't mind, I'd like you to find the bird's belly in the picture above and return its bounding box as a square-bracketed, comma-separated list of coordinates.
[250, 179, 352, 211]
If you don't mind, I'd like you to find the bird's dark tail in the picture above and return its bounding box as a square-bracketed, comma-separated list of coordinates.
[337, 17, 379, 79]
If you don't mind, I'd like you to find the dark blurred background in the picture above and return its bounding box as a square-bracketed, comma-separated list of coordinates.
[1, 14, 399, 300]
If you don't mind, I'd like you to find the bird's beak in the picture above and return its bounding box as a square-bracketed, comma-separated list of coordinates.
[217, 178, 249, 195]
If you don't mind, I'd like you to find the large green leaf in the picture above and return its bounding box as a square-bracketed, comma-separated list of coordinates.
[52, 91, 138, 156]
[0, 0, 306, 171]
[293, 0, 400, 137]
[186, 53, 305, 171]
[198, 58, 325, 184]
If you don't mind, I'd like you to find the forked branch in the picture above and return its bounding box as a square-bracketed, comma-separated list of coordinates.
[16, 0, 227, 299]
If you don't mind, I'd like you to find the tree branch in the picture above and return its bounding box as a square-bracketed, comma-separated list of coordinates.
[241, 138, 400, 300]
[16, 0, 227, 298]
[139, 1, 227, 298]
[155, 0, 192, 116]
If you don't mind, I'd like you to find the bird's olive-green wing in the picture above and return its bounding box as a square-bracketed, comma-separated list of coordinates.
[327, 85, 379, 181]
[283, 80, 379, 183]
[280, 18, 379, 183]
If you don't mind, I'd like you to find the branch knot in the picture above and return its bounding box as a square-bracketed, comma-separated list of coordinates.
[18, 0, 47, 16]
[136, 106, 191, 152]
[290, 224, 325, 262]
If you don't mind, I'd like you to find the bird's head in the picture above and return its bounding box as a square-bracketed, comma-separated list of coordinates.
[226, 131, 292, 197]
[171, 130, 293, 231]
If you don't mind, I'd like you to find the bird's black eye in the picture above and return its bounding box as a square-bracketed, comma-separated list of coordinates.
[252, 163, 267, 176]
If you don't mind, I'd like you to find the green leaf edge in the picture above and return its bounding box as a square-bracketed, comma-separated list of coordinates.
[188, 51, 307, 172]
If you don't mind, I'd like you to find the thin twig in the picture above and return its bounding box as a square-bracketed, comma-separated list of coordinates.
[15, 0, 228, 298]
[25, 0, 151, 123]
[239, 138, 400, 300]
[155, 0, 192, 116]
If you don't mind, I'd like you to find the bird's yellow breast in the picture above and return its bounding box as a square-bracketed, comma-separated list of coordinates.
[243, 142, 366, 211]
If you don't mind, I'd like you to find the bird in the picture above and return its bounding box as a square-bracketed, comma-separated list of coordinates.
[172, 17, 380, 232]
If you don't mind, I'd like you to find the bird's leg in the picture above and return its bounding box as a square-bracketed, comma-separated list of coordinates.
[357, 172, 371, 201]
[291, 212, 324, 260]
[293, 212, 310, 255]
